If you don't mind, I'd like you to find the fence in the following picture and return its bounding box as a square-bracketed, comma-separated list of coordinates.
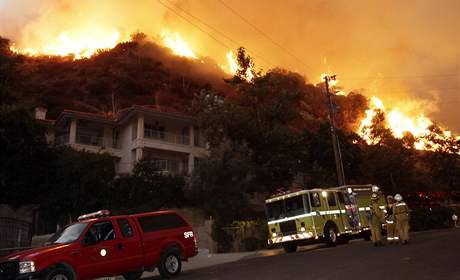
[0, 217, 32, 257]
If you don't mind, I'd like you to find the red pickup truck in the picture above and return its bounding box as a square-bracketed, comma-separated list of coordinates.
[0, 210, 198, 280]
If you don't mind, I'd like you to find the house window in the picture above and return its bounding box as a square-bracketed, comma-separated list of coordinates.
[145, 122, 165, 139]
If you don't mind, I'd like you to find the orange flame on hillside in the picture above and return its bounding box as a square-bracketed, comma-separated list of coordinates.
[10, 28, 123, 59]
[358, 96, 459, 153]
[160, 29, 197, 59]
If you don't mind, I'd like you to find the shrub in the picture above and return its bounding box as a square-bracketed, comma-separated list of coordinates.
[211, 220, 234, 253]
[410, 206, 454, 231]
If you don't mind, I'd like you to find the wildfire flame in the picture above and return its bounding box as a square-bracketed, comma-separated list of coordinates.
[358, 96, 459, 153]
[160, 29, 197, 59]
[10, 28, 123, 59]
[224, 50, 254, 81]
[226, 51, 239, 75]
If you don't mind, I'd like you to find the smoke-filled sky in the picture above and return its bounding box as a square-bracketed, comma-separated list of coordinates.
[1, 0, 459, 132]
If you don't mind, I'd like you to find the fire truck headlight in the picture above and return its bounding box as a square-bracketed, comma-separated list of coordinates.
[19, 261, 36, 274]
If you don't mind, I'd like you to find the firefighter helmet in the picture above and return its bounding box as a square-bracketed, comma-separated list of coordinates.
[394, 194, 403, 202]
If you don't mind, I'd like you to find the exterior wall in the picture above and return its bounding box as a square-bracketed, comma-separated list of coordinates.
[117, 121, 134, 174]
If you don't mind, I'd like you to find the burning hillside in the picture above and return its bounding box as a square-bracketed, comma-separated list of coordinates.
[358, 96, 460, 154]
[3, 29, 459, 154]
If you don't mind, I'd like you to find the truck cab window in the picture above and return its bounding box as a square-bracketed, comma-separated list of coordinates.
[86, 221, 115, 242]
[285, 195, 305, 217]
[117, 219, 134, 238]
[266, 200, 284, 221]
[327, 193, 337, 207]
[338, 192, 345, 204]
[310, 193, 321, 207]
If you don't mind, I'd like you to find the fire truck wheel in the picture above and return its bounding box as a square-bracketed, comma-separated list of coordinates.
[122, 270, 143, 280]
[282, 243, 297, 253]
[158, 247, 182, 278]
[42, 267, 74, 280]
[324, 224, 338, 247]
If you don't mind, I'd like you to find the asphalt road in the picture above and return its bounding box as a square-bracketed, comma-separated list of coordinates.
[148, 229, 460, 280]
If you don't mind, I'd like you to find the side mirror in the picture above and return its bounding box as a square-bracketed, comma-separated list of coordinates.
[82, 234, 99, 246]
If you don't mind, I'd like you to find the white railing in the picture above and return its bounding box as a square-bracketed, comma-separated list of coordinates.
[55, 134, 69, 146]
[76, 133, 105, 147]
[149, 159, 185, 175]
[144, 128, 190, 145]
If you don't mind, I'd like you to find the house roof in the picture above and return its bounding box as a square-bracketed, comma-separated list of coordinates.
[54, 106, 195, 127]
[55, 109, 116, 126]
[116, 105, 195, 124]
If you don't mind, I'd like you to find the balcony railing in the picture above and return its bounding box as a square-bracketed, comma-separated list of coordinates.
[76, 133, 104, 147]
[55, 134, 69, 146]
[149, 159, 186, 175]
[144, 128, 190, 145]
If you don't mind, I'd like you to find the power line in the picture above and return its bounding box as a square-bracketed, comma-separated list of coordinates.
[217, 0, 311, 72]
[158, 0, 275, 67]
[340, 73, 460, 81]
[157, 0, 232, 51]
[345, 87, 459, 95]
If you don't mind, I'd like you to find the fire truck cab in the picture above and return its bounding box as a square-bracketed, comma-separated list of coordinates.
[265, 185, 386, 252]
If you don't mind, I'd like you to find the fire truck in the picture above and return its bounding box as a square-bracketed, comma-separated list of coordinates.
[265, 185, 386, 252]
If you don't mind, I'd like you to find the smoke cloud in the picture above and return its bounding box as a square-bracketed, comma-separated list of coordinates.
[1, 0, 459, 132]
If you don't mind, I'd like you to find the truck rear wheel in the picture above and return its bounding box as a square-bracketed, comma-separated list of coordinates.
[282, 243, 297, 253]
[158, 247, 182, 278]
[324, 224, 338, 247]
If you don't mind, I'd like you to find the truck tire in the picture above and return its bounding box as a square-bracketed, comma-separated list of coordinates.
[282, 243, 297, 253]
[123, 270, 143, 280]
[324, 224, 338, 247]
[42, 267, 74, 280]
[158, 247, 182, 278]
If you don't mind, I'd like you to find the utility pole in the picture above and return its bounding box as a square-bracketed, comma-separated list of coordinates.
[323, 74, 346, 186]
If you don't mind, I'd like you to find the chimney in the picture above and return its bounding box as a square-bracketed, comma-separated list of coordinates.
[35, 107, 47, 120]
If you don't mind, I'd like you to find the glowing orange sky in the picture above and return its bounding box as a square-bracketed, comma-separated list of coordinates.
[1, 0, 459, 132]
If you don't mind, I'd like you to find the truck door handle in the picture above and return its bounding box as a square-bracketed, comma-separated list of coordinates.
[117, 243, 124, 250]
[69, 250, 80, 256]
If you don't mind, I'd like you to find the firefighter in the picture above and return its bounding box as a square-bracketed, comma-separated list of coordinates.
[452, 213, 458, 228]
[385, 195, 398, 244]
[393, 194, 410, 244]
[370, 192, 383, 246]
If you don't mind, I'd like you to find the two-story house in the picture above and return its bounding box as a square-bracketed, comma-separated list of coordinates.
[40, 105, 208, 175]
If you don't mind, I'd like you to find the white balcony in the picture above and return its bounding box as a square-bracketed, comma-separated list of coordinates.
[54, 133, 122, 158]
[144, 128, 190, 145]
